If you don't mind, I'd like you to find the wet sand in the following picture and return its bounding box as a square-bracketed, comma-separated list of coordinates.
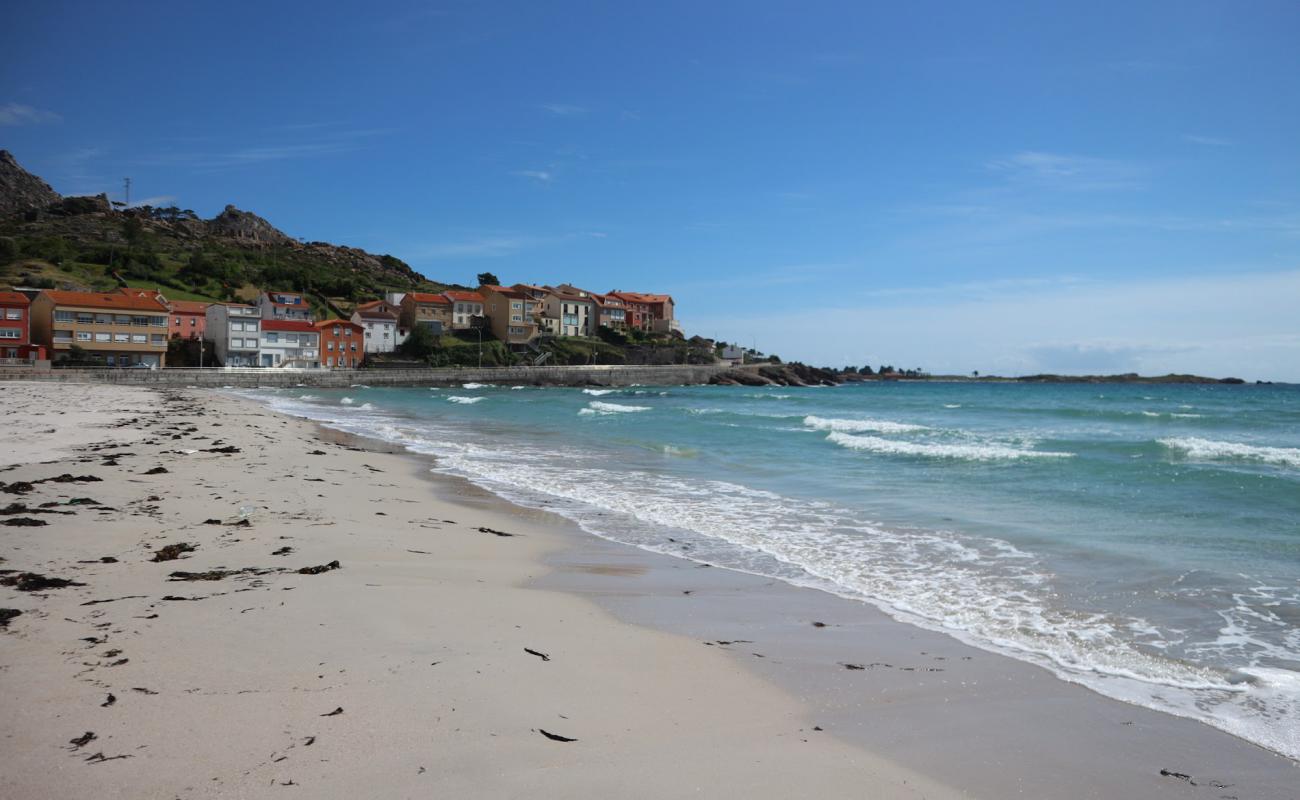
[0, 382, 950, 799]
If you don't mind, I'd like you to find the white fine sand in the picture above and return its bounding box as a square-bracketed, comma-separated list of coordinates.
[0, 382, 957, 799]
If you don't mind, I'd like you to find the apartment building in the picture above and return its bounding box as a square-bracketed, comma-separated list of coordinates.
[609, 291, 676, 333]
[30, 290, 170, 367]
[0, 291, 42, 361]
[314, 319, 364, 368]
[541, 287, 598, 337]
[169, 300, 210, 340]
[258, 291, 313, 321]
[204, 303, 262, 367]
[351, 299, 400, 354]
[478, 285, 538, 346]
[259, 319, 320, 367]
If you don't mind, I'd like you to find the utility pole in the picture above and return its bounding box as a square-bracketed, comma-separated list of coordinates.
[123, 177, 132, 207]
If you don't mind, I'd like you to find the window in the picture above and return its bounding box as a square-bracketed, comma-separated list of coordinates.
[55, 310, 74, 322]
[95, 332, 110, 342]
[174, 318, 181, 326]
[132, 316, 149, 327]
[97, 314, 112, 324]
[4, 308, 20, 320]
[189, 318, 196, 327]
[231, 321, 243, 332]
[245, 322, 257, 331]
[113, 333, 130, 342]
[77, 313, 94, 324]
[115, 315, 131, 324]
[76, 331, 92, 341]
[151, 334, 165, 344]
[151, 316, 167, 327]
[333, 326, 340, 335]
[264, 332, 278, 343]
[327, 356, 334, 367]
[132, 334, 147, 344]
[244, 338, 257, 348]
[53, 331, 72, 343]
[327, 341, 334, 350]
[511, 315, 522, 322]
[511, 302, 521, 310]
[231, 338, 243, 349]
[350, 342, 357, 351]
[0, 328, 19, 339]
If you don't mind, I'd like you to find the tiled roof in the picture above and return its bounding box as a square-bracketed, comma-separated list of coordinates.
[0, 291, 31, 306]
[261, 319, 318, 333]
[41, 290, 170, 312]
[169, 300, 210, 314]
[314, 319, 365, 331]
[482, 285, 528, 299]
[444, 290, 485, 303]
[406, 292, 451, 305]
[610, 291, 673, 305]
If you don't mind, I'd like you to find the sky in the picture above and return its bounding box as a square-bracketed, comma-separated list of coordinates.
[3, 1, 1298, 380]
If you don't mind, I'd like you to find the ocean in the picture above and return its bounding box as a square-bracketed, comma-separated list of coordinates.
[248, 380, 1300, 760]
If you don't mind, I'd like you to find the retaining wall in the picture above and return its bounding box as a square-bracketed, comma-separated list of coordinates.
[0, 364, 730, 388]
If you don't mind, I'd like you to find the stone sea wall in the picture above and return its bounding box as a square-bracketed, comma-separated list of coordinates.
[0, 364, 731, 388]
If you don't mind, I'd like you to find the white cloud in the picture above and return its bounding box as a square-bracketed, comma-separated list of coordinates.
[697, 269, 1300, 381]
[512, 169, 554, 182]
[0, 102, 61, 126]
[538, 103, 587, 116]
[129, 195, 178, 208]
[986, 151, 1143, 190]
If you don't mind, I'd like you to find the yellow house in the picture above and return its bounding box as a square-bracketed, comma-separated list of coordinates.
[31, 289, 171, 367]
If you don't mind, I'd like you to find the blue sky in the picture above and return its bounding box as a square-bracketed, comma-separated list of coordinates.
[3, 1, 1298, 379]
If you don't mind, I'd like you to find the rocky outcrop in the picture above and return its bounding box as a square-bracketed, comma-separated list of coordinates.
[205, 205, 293, 246]
[0, 150, 61, 218]
[709, 364, 841, 387]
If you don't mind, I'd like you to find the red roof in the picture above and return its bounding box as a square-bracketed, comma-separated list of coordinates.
[314, 319, 364, 332]
[41, 289, 169, 312]
[406, 292, 451, 305]
[169, 300, 210, 315]
[0, 291, 31, 306]
[261, 319, 318, 333]
[444, 290, 485, 303]
[610, 291, 673, 305]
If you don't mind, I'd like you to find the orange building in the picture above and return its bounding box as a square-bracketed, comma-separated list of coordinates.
[314, 319, 365, 368]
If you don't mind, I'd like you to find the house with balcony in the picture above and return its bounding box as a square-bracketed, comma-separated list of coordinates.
[398, 292, 453, 338]
[540, 287, 598, 337]
[314, 319, 364, 368]
[258, 291, 313, 322]
[609, 291, 677, 333]
[351, 299, 400, 354]
[590, 292, 627, 331]
[259, 319, 320, 367]
[204, 303, 262, 366]
[30, 289, 171, 367]
[478, 285, 539, 347]
[443, 290, 485, 330]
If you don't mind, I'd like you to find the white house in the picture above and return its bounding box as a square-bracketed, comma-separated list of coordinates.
[259, 319, 320, 368]
[351, 299, 400, 354]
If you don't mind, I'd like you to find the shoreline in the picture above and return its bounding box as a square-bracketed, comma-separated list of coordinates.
[2, 381, 1295, 798]
[0, 382, 951, 799]
[260, 386, 1299, 795]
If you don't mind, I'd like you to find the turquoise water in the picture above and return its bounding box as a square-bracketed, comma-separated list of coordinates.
[252, 381, 1300, 759]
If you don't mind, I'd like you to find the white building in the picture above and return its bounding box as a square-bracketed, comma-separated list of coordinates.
[351, 299, 400, 354]
[257, 291, 313, 322]
[204, 303, 261, 367]
[258, 319, 320, 367]
[443, 290, 485, 330]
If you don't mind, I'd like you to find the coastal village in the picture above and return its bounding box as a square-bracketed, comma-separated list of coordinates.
[0, 284, 682, 370]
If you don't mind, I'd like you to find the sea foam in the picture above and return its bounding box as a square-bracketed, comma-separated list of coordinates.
[580, 400, 651, 416]
[1160, 437, 1300, 468]
[804, 415, 928, 434]
[447, 396, 484, 405]
[827, 431, 1073, 460]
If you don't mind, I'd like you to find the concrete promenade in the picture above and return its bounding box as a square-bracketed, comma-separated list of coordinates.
[0, 363, 730, 388]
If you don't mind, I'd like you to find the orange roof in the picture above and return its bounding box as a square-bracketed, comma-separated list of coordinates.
[610, 291, 673, 305]
[406, 292, 451, 305]
[169, 300, 210, 314]
[314, 319, 364, 331]
[41, 289, 169, 312]
[0, 291, 31, 306]
[444, 290, 485, 303]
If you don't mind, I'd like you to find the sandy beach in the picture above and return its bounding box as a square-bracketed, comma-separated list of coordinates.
[2, 381, 1296, 799]
[0, 382, 951, 799]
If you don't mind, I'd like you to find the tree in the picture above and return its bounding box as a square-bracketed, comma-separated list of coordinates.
[476, 271, 501, 287]
[400, 323, 437, 359]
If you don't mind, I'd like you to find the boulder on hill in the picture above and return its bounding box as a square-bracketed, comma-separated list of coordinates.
[206, 204, 293, 246]
[0, 150, 61, 218]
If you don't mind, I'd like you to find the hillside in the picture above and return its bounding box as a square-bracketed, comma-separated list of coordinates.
[0, 150, 453, 313]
